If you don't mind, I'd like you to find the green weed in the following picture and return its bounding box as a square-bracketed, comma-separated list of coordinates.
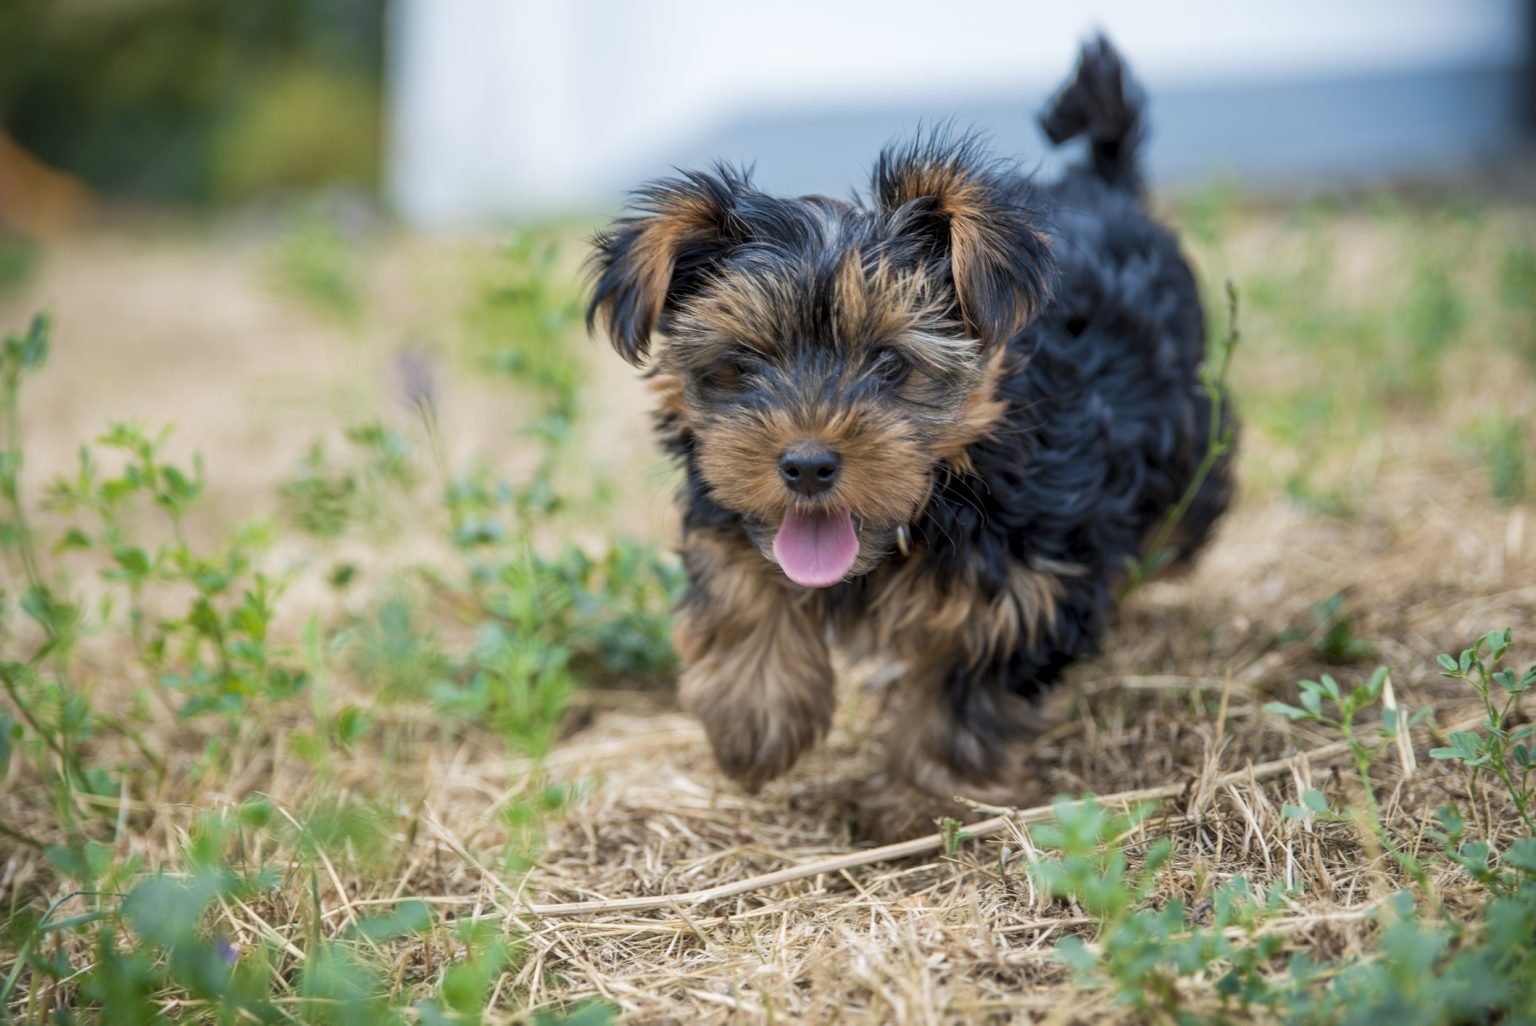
[1389, 257, 1465, 401]
[271, 205, 364, 326]
[1119, 281, 1240, 599]
[1499, 240, 1536, 367]
[1278, 592, 1376, 664]
[0, 294, 659, 1023]
[1263, 665, 1419, 843]
[0, 229, 40, 293]
[1430, 628, 1535, 834]
[462, 233, 585, 424]
[1464, 413, 1529, 506]
[1044, 636, 1536, 1023]
[280, 422, 419, 538]
[1037, 799, 1285, 1024]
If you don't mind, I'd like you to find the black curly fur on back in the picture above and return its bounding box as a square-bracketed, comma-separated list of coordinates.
[835, 37, 1233, 747]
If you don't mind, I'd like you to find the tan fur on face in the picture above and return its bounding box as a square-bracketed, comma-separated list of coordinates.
[673, 528, 835, 791]
[645, 371, 689, 427]
[669, 254, 967, 369]
[932, 344, 1012, 475]
[694, 403, 934, 531]
[666, 254, 1008, 534]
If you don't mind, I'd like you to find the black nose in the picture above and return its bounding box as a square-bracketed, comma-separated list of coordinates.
[778, 445, 841, 496]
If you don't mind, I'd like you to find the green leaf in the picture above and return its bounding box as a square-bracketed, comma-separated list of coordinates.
[1436, 653, 1459, 672]
[1055, 934, 1097, 973]
[1503, 666, 1532, 694]
[348, 900, 431, 942]
[1505, 838, 1536, 875]
[1302, 789, 1330, 814]
[1484, 628, 1513, 662]
[110, 546, 152, 579]
[19, 313, 50, 369]
[1300, 687, 1323, 716]
[1451, 731, 1484, 759]
[55, 528, 92, 552]
[1263, 701, 1308, 721]
[124, 876, 214, 947]
[940, 817, 966, 854]
[287, 728, 328, 765]
[44, 841, 113, 885]
[187, 597, 221, 637]
[439, 961, 483, 1014]
[1143, 837, 1174, 876]
[334, 704, 371, 747]
[415, 1002, 453, 1026]
[20, 584, 70, 635]
[237, 796, 275, 830]
[534, 1002, 618, 1026]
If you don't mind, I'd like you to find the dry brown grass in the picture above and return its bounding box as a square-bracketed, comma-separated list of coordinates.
[516, 483, 1533, 1023]
[2, 195, 1535, 1024]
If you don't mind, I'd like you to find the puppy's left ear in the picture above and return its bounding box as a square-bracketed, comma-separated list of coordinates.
[873, 137, 1054, 347]
[587, 168, 747, 366]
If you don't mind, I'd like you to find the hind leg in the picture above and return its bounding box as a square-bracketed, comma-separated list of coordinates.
[857, 560, 1099, 840]
[859, 659, 1049, 841]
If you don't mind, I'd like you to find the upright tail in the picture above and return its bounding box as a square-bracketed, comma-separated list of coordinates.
[1039, 35, 1146, 192]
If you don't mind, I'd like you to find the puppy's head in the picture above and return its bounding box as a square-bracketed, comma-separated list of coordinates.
[588, 135, 1054, 587]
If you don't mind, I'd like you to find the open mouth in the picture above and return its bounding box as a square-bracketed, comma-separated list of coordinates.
[771, 507, 860, 588]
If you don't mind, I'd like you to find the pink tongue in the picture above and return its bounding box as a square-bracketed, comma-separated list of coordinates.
[772, 508, 859, 588]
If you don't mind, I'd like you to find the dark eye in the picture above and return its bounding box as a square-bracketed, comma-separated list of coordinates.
[704, 355, 748, 391]
[871, 347, 911, 387]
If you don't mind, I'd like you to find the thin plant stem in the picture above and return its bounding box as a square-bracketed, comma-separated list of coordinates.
[1119, 281, 1241, 601]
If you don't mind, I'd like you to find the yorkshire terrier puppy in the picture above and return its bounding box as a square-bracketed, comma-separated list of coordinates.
[588, 37, 1235, 834]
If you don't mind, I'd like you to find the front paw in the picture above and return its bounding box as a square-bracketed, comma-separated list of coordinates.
[681, 662, 834, 793]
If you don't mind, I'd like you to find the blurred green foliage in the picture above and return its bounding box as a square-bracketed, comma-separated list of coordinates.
[0, 231, 667, 1020]
[1173, 180, 1533, 514]
[463, 234, 588, 425]
[0, 0, 383, 202]
[0, 230, 41, 293]
[1465, 413, 1530, 507]
[1278, 592, 1377, 665]
[270, 203, 370, 322]
[1501, 240, 1536, 368]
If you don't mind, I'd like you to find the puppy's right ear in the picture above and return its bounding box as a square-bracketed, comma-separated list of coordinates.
[587, 168, 746, 366]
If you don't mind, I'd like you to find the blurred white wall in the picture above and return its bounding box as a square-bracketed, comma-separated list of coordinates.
[387, 0, 1528, 225]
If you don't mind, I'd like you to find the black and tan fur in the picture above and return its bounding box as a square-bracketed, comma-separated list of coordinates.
[587, 37, 1236, 835]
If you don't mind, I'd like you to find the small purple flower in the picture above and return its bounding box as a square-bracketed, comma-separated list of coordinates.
[215, 936, 238, 965]
[394, 347, 439, 414]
